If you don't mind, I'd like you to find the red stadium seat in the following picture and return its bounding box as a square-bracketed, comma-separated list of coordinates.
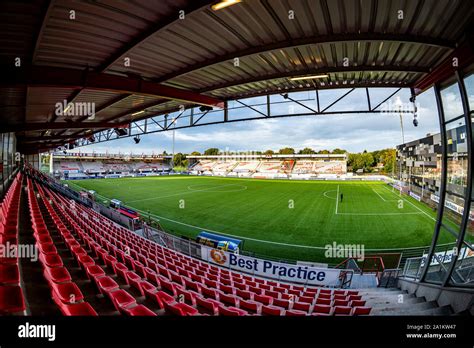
[264, 289, 280, 299]
[59, 302, 98, 316]
[107, 289, 136, 312]
[44, 266, 72, 284]
[39, 253, 63, 268]
[317, 293, 332, 299]
[298, 296, 314, 304]
[272, 298, 291, 309]
[236, 288, 253, 300]
[285, 309, 307, 316]
[312, 304, 332, 316]
[0, 285, 25, 313]
[123, 304, 157, 316]
[315, 298, 332, 305]
[51, 282, 84, 304]
[254, 294, 273, 305]
[333, 294, 347, 301]
[126, 271, 144, 295]
[292, 301, 311, 312]
[196, 296, 219, 315]
[350, 300, 366, 307]
[96, 276, 120, 295]
[201, 286, 219, 300]
[77, 254, 95, 270]
[352, 306, 371, 315]
[164, 301, 199, 316]
[0, 264, 20, 285]
[220, 283, 236, 294]
[85, 264, 106, 281]
[348, 295, 362, 301]
[239, 299, 262, 314]
[160, 278, 180, 297]
[218, 305, 248, 316]
[234, 282, 247, 291]
[37, 243, 58, 255]
[144, 267, 160, 286]
[262, 304, 285, 316]
[333, 299, 350, 307]
[113, 262, 129, 281]
[183, 278, 201, 293]
[219, 292, 240, 307]
[333, 306, 353, 316]
[176, 287, 198, 307]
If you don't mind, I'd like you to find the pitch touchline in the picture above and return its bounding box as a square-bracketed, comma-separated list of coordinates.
[126, 183, 242, 203]
[337, 212, 423, 216]
[372, 188, 398, 202]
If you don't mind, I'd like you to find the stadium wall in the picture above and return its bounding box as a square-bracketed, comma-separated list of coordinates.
[0, 132, 18, 198]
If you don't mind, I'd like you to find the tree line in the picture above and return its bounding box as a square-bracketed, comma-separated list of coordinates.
[171, 147, 396, 174]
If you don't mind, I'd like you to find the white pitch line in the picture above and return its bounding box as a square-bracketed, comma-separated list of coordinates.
[322, 190, 337, 200]
[337, 212, 423, 216]
[335, 184, 340, 214]
[372, 188, 387, 202]
[382, 186, 436, 222]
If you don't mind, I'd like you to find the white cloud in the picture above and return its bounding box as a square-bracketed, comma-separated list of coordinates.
[81, 89, 443, 155]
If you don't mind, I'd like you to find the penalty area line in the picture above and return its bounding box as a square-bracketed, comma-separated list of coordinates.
[382, 186, 436, 222]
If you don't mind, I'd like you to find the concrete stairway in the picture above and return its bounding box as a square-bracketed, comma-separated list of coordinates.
[359, 288, 453, 315]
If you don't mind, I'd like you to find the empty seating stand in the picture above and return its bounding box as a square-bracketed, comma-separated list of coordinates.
[0, 172, 26, 315]
[12, 167, 372, 317]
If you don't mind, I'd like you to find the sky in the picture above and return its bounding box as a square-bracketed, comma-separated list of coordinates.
[74, 84, 470, 155]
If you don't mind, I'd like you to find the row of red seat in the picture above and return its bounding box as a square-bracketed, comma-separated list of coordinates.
[36, 176, 372, 316]
[39, 182, 200, 316]
[27, 177, 100, 315]
[0, 172, 26, 315]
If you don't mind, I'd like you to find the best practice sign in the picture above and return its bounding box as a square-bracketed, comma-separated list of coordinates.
[202, 247, 341, 286]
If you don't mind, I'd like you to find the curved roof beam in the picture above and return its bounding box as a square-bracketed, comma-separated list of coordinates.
[156, 33, 454, 83]
[3, 66, 224, 108]
[97, 0, 216, 72]
[197, 65, 429, 93]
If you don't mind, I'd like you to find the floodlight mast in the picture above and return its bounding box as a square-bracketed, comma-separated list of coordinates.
[171, 118, 177, 170]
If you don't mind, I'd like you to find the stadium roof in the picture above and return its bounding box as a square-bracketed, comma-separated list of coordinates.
[1, 0, 474, 153]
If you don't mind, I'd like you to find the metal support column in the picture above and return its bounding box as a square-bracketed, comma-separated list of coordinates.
[441, 70, 473, 286]
[420, 83, 449, 282]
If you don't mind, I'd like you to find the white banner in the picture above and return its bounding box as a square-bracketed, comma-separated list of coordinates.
[421, 247, 474, 267]
[202, 246, 341, 286]
[430, 194, 474, 220]
[409, 191, 421, 201]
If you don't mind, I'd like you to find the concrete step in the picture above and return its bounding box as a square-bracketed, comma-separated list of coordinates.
[418, 305, 453, 316]
[366, 295, 424, 307]
[371, 300, 439, 315]
[362, 290, 412, 297]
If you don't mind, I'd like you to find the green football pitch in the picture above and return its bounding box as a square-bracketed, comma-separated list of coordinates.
[67, 176, 456, 262]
